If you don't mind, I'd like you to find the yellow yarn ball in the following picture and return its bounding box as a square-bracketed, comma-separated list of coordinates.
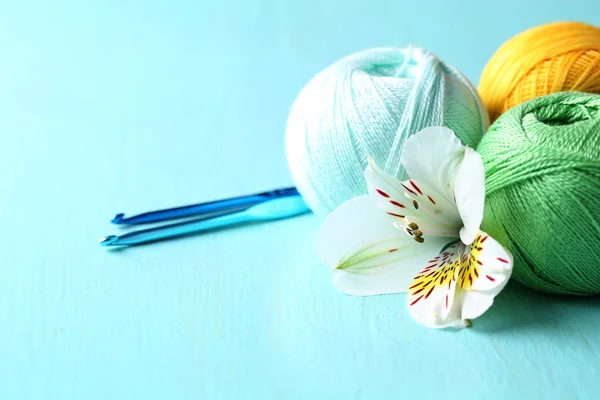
[479, 21, 600, 122]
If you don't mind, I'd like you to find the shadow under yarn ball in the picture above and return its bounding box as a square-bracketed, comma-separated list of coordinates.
[286, 46, 489, 216]
[477, 91, 600, 295]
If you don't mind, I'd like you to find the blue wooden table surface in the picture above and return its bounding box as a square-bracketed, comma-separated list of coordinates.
[2, 1, 600, 398]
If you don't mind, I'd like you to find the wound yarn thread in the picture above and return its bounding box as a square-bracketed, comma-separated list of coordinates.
[479, 21, 600, 122]
[477, 92, 600, 295]
[286, 47, 489, 216]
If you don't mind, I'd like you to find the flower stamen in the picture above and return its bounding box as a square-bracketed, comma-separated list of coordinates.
[405, 222, 425, 243]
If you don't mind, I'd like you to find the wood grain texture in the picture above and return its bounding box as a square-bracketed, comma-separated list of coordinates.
[1, 0, 600, 399]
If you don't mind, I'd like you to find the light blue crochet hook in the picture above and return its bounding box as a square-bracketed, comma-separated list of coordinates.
[99, 195, 310, 247]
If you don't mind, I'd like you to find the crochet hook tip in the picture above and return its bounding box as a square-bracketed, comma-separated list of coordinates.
[99, 235, 119, 246]
[111, 213, 126, 224]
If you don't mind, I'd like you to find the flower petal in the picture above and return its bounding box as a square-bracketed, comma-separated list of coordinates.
[317, 195, 447, 296]
[364, 159, 411, 221]
[365, 160, 462, 240]
[400, 126, 465, 206]
[457, 231, 513, 320]
[317, 196, 402, 268]
[454, 147, 485, 245]
[406, 240, 469, 329]
[333, 264, 423, 296]
[396, 179, 462, 240]
[406, 231, 512, 329]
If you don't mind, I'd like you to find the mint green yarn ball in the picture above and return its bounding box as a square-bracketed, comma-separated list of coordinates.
[478, 92, 600, 295]
[285, 47, 489, 216]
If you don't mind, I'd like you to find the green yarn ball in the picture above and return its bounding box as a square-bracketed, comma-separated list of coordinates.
[477, 92, 600, 295]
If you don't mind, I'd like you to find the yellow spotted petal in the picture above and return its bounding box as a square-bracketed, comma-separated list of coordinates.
[406, 240, 465, 328]
[406, 232, 512, 329]
[459, 231, 513, 320]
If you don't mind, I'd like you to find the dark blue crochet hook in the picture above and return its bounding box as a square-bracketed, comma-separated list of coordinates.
[100, 187, 310, 247]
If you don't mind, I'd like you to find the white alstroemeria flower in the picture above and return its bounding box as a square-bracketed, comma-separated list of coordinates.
[317, 127, 513, 329]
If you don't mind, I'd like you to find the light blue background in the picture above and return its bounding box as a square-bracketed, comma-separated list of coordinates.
[2, 1, 600, 399]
